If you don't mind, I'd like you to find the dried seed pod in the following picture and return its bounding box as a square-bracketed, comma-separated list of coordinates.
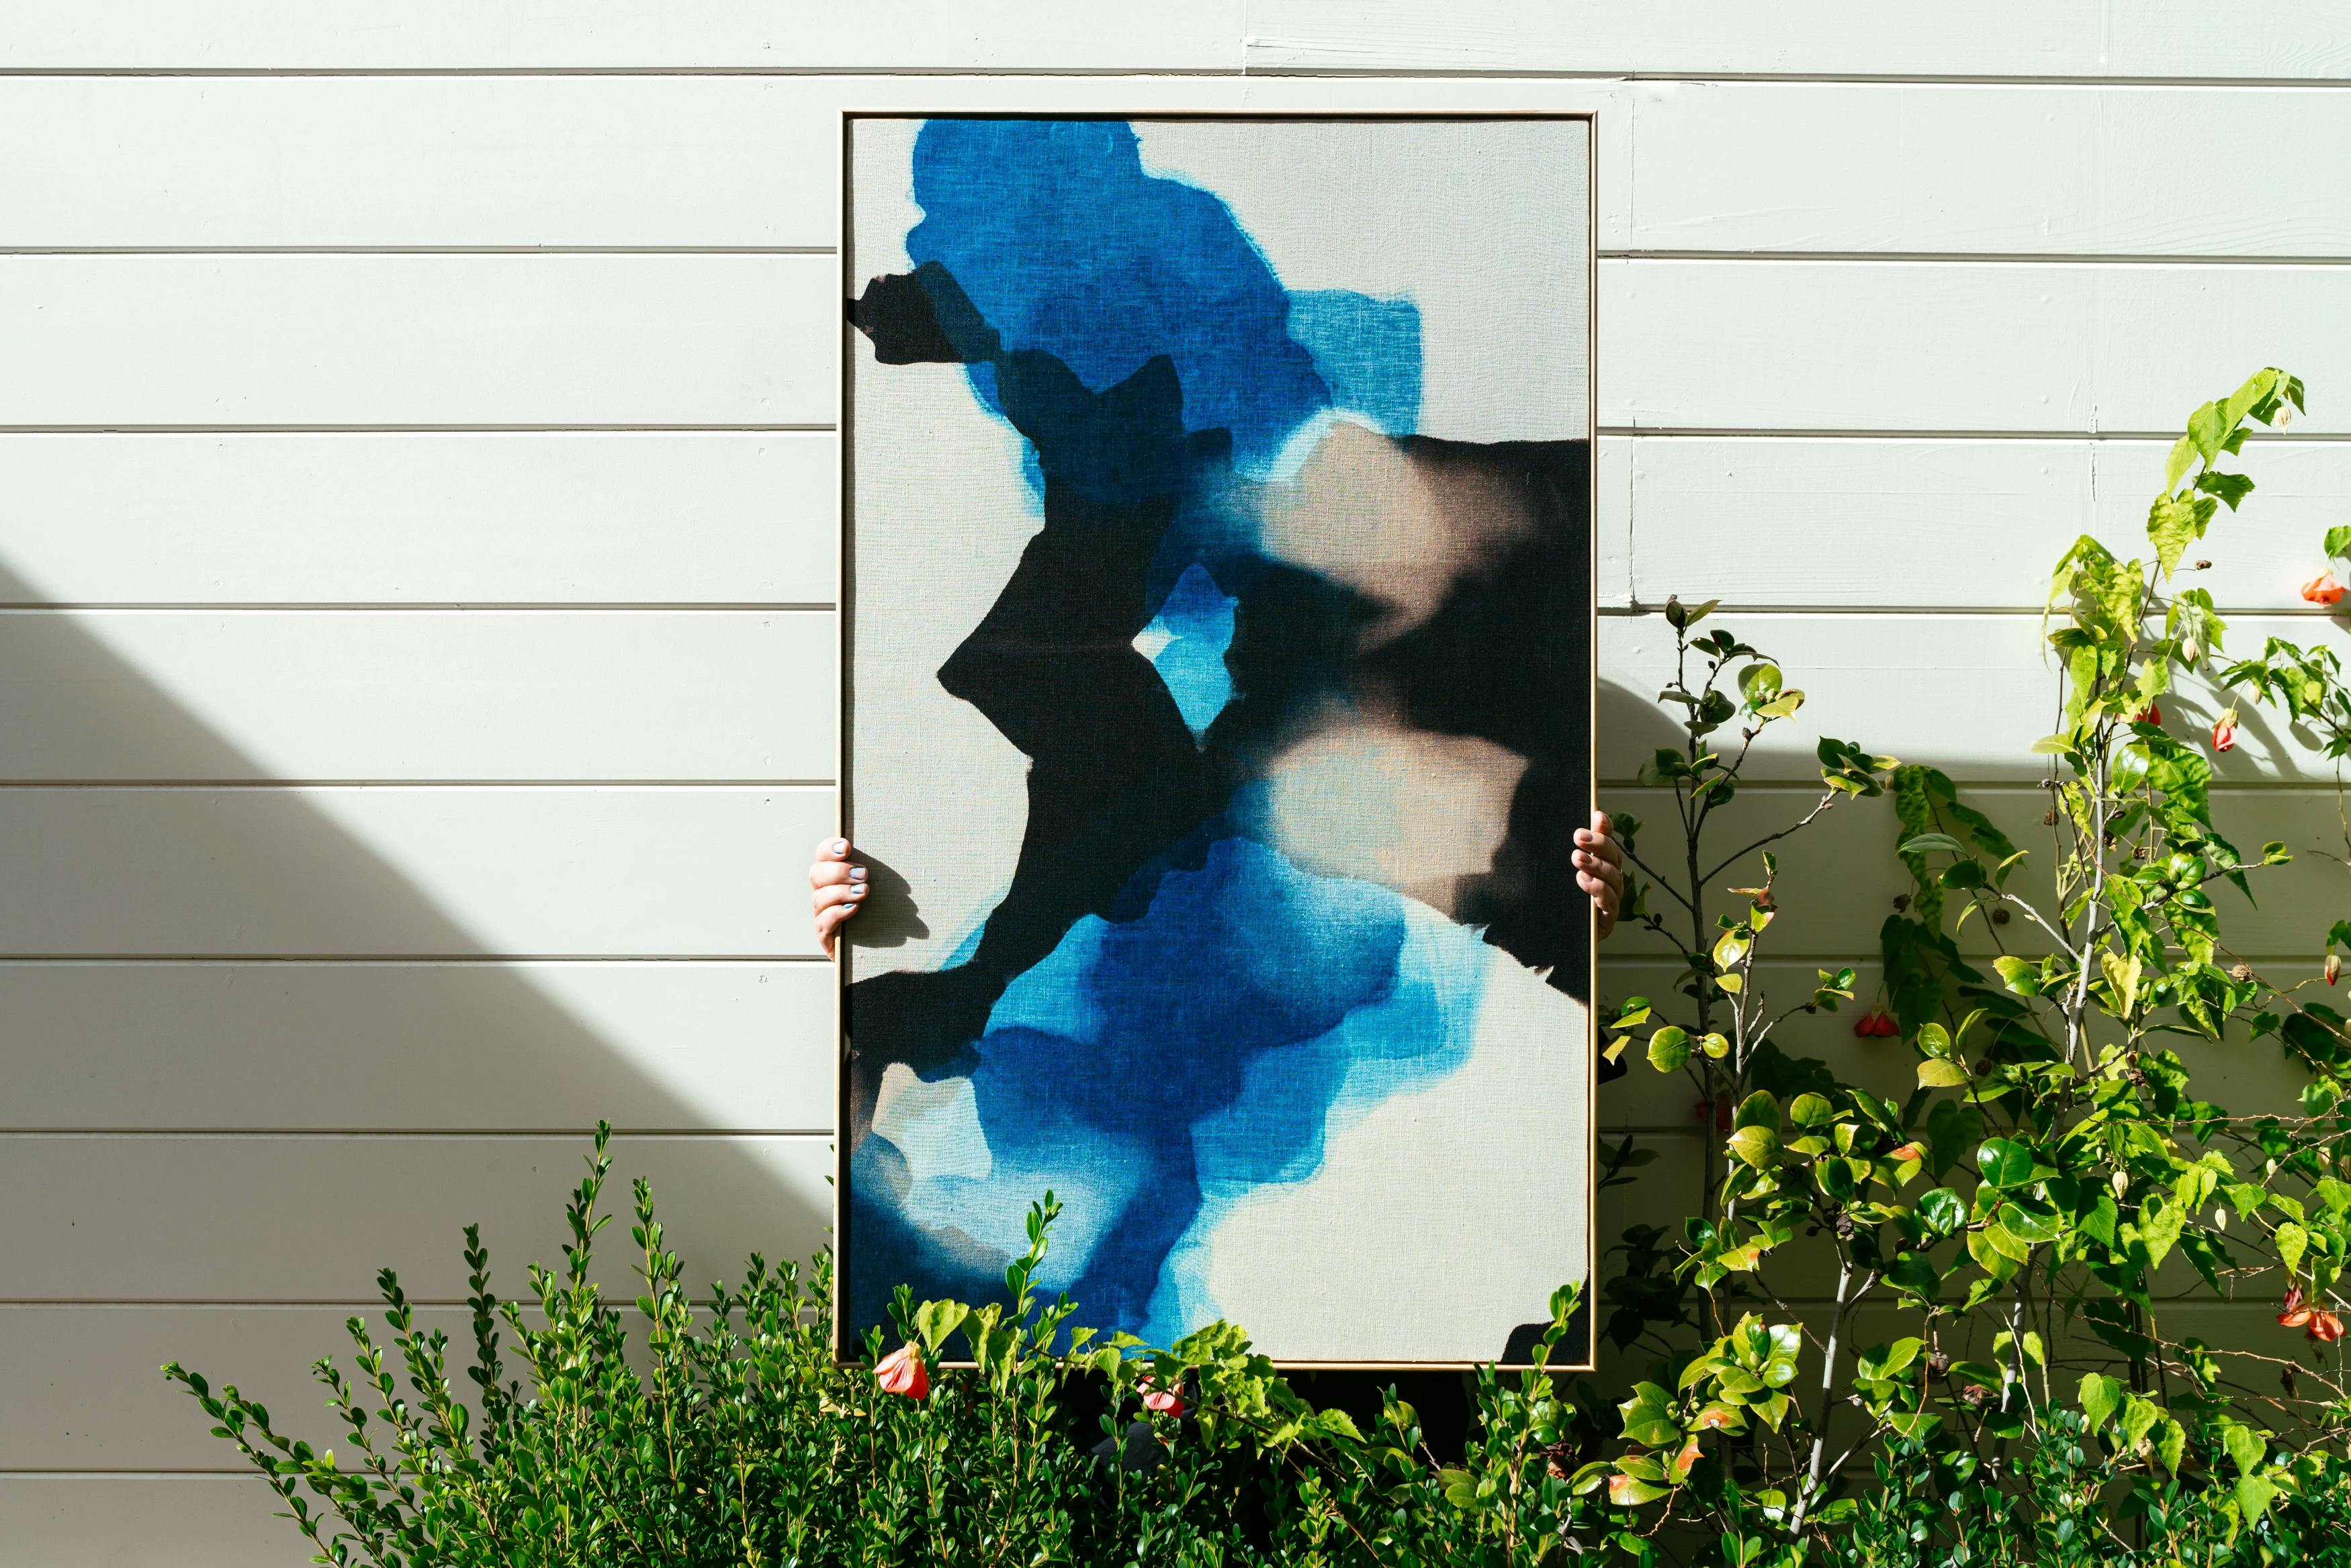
[1992, 907, 2011, 925]
[2231, 961, 2254, 983]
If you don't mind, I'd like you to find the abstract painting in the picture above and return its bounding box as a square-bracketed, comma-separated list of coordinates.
[840, 113, 1593, 1367]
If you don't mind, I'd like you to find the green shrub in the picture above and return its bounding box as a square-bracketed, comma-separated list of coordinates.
[174, 370, 2351, 1565]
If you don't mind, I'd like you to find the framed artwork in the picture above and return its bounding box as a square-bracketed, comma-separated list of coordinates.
[838, 111, 1595, 1370]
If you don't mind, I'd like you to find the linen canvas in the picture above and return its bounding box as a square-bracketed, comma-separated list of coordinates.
[840, 114, 1593, 1366]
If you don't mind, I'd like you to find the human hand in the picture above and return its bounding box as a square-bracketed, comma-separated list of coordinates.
[1574, 810, 1624, 940]
[810, 836, 867, 958]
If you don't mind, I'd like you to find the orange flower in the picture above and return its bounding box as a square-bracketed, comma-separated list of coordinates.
[1140, 1375, 1187, 1418]
[2280, 1285, 2313, 1330]
[2313, 1310, 2348, 1345]
[2212, 710, 2239, 753]
[876, 1342, 929, 1401]
[2305, 572, 2346, 606]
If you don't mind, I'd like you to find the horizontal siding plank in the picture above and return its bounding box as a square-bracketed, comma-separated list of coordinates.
[0, 787, 822, 957]
[1631, 82, 2351, 258]
[0, 1134, 832, 1303]
[0, 433, 832, 606]
[0, 962, 832, 1131]
[0, 1477, 302, 1568]
[0, 2, 1246, 71]
[1603, 612, 2348, 783]
[18, 429, 2330, 614]
[0, 610, 830, 780]
[1601, 259, 2351, 434]
[0, 254, 829, 427]
[36, 76, 2351, 262]
[1245, 1, 2351, 81]
[0, 77, 1630, 250]
[1, 1304, 465, 1471]
[14, 257, 2351, 434]
[1599, 784, 2350, 959]
[1624, 436, 2351, 610]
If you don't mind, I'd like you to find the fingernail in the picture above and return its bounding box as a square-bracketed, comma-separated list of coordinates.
[834, 839, 848, 855]
[849, 866, 867, 882]
[850, 885, 867, 898]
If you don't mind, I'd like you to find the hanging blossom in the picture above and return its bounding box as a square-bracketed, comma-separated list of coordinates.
[877, 1342, 930, 1401]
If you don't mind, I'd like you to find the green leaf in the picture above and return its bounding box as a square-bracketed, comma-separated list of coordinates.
[1917, 1058, 1971, 1088]
[1757, 690, 1806, 720]
[2163, 434, 2198, 491]
[912, 1299, 967, 1354]
[2148, 493, 2209, 578]
[1856, 1337, 1922, 1381]
[1917, 1188, 1966, 1237]
[1726, 1127, 1779, 1170]
[1647, 1026, 1692, 1074]
[1896, 833, 1965, 857]
[2187, 398, 2228, 464]
[2223, 1422, 2266, 1477]
[2100, 950, 2143, 1017]
[1787, 1092, 1835, 1127]
[2195, 469, 2255, 511]
[2156, 1418, 2187, 1476]
[1977, 1139, 2035, 1189]
[2137, 1199, 2186, 1271]
[2327, 523, 2351, 561]
[1617, 1383, 1681, 1448]
[2277, 1220, 2309, 1278]
[2238, 1473, 2278, 1525]
[2078, 1373, 2123, 1432]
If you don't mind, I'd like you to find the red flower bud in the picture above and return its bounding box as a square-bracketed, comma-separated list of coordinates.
[2280, 1285, 2313, 1330]
[2211, 710, 2239, 753]
[2305, 571, 2346, 607]
[2330, 953, 2342, 987]
[2132, 701, 2162, 726]
[1140, 1375, 1187, 1418]
[877, 1342, 929, 1401]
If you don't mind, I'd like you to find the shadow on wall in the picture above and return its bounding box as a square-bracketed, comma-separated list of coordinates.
[0, 550, 829, 1306]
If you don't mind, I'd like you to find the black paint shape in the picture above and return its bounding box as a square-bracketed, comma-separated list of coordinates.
[846, 266, 1233, 1147]
[847, 261, 1001, 365]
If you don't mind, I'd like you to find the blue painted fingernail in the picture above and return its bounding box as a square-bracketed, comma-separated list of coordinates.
[849, 866, 867, 882]
[834, 839, 848, 855]
[849, 885, 867, 898]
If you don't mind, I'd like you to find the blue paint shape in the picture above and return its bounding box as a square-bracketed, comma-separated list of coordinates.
[1135, 562, 1237, 742]
[908, 119, 1332, 477]
[1287, 290, 1423, 436]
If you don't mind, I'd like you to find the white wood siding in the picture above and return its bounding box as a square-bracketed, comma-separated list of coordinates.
[5, 9, 2348, 1562]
